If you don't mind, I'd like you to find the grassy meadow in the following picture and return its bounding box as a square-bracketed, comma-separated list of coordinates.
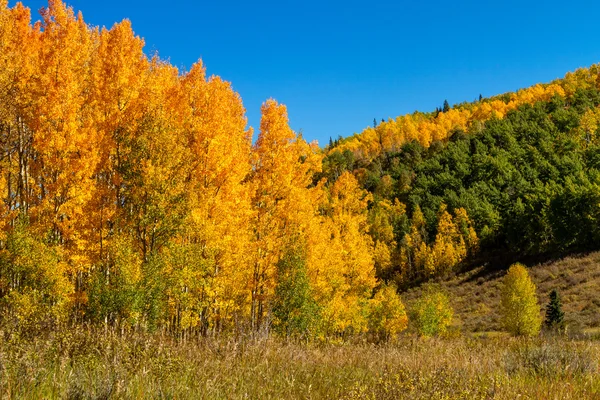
[403, 251, 600, 334]
[2, 253, 600, 399]
[0, 328, 599, 399]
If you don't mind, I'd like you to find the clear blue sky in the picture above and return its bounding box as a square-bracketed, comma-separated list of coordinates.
[15, 0, 600, 146]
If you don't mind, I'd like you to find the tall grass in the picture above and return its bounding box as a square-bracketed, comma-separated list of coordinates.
[0, 328, 598, 399]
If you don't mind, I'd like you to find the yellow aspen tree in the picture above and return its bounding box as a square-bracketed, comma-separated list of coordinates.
[416, 242, 435, 277]
[87, 18, 148, 297]
[0, 1, 97, 316]
[431, 204, 464, 275]
[0, 222, 73, 330]
[319, 172, 376, 334]
[372, 241, 392, 278]
[369, 200, 396, 245]
[0, 1, 8, 239]
[578, 108, 599, 148]
[0, 0, 10, 237]
[71, 17, 153, 328]
[0, 3, 40, 227]
[369, 198, 405, 279]
[454, 207, 479, 254]
[367, 284, 408, 341]
[27, 2, 101, 308]
[174, 61, 253, 333]
[87, 20, 187, 329]
[90, 18, 149, 257]
[302, 184, 343, 337]
[110, 58, 194, 332]
[250, 99, 322, 331]
[413, 284, 453, 337]
[400, 205, 427, 280]
[500, 263, 542, 336]
[120, 58, 188, 260]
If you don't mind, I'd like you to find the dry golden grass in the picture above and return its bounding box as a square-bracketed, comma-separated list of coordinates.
[402, 251, 600, 334]
[2, 252, 600, 398]
[0, 327, 599, 399]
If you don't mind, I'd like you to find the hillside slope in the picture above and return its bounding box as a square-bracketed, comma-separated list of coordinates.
[319, 64, 600, 290]
[402, 251, 600, 333]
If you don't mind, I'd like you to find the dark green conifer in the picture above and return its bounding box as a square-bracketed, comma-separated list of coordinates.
[443, 99, 450, 112]
[545, 289, 565, 330]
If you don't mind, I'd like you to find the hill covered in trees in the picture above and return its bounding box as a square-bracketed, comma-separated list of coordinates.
[321, 64, 600, 289]
[1, 0, 600, 343]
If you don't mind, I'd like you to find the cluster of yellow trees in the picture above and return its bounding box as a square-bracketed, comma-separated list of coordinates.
[334, 79, 579, 161]
[0, 1, 554, 340]
[0, 1, 419, 337]
[369, 200, 478, 285]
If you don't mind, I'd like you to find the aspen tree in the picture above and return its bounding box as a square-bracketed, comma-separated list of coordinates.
[500, 263, 542, 337]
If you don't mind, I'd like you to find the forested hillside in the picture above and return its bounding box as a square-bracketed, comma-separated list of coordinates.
[322, 65, 600, 289]
[1, 0, 600, 341]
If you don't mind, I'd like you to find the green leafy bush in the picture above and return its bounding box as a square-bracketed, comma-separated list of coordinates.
[412, 284, 453, 337]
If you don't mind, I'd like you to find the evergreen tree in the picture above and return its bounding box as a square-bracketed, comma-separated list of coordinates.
[545, 289, 565, 331]
[443, 99, 450, 112]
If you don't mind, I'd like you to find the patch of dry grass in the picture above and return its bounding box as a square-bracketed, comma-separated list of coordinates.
[2, 253, 600, 398]
[403, 251, 600, 334]
[0, 328, 598, 399]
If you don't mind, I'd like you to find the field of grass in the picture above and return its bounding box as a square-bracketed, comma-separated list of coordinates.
[402, 251, 600, 334]
[2, 252, 600, 399]
[0, 327, 599, 399]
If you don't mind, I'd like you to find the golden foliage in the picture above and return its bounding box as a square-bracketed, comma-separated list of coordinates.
[332, 82, 567, 161]
[500, 263, 542, 337]
[367, 284, 408, 340]
[0, 0, 589, 340]
[399, 204, 477, 282]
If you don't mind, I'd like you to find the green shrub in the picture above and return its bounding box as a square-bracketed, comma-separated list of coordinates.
[367, 284, 408, 341]
[272, 246, 320, 339]
[412, 284, 453, 337]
